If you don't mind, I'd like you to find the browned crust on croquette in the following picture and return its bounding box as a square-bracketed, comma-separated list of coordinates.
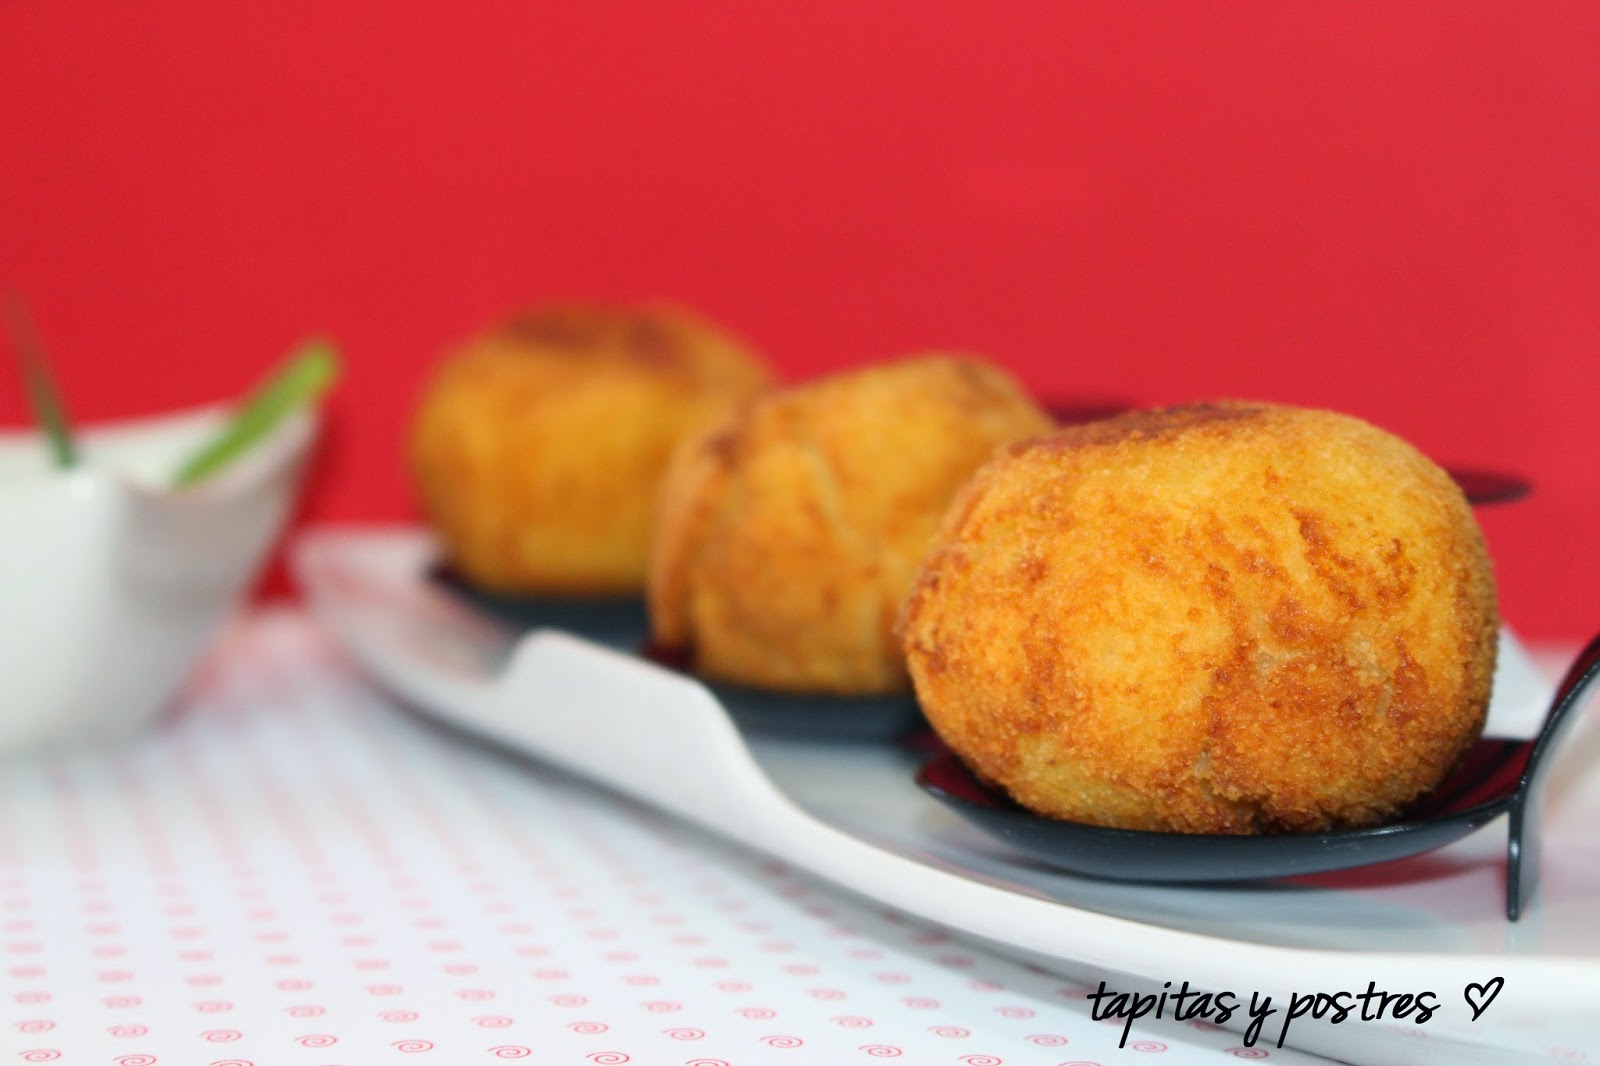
[647, 356, 1055, 695]
[900, 401, 1499, 834]
[410, 303, 771, 596]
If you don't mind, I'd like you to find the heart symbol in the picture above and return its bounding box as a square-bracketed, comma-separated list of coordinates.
[1464, 977, 1504, 1021]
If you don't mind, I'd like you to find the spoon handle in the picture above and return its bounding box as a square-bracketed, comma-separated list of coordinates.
[1, 292, 78, 468]
[172, 339, 337, 487]
[1504, 630, 1600, 920]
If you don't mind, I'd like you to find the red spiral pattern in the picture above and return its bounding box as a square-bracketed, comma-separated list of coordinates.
[100, 995, 137, 1008]
[367, 984, 403, 996]
[584, 1054, 629, 1064]
[642, 1001, 681, 1012]
[737, 1007, 776, 1020]
[18, 1052, 61, 1062]
[716, 981, 752, 993]
[928, 1026, 971, 1038]
[14, 1021, 53, 1033]
[392, 1039, 435, 1052]
[1060, 1061, 1107, 1066]
[832, 1016, 873, 1028]
[1130, 1042, 1168, 1053]
[1026, 1034, 1069, 1046]
[873, 972, 910, 984]
[201, 1030, 242, 1042]
[283, 1005, 323, 1017]
[194, 1001, 232, 1013]
[761, 1035, 804, 1048]
[549, 994, 589, 1007]
[474, 1015, 514, 1028]
[663, 1028, 705, 1040]
[859, 1046, 902, 1058]
[488, 1048, 532, 1059]
[1227, 1051, 1270, 1060]
[996, 1006, 1035, 1019]
[958, 1057, 1002, 1066]
[684, 1060, 731, 1066]
[114, 1057, 157, 1066]
[295, 1035, 336, 1048]
[807, 988, 846, 1000]
[567, 1022, 609, 1034]
[206, 1060, 254, 1066]
[380, 1010, 419, 1022]
[901, 997, 939, 1010]
[456, 989, 495, 1001]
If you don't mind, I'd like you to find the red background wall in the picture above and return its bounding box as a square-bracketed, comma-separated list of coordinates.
[2, 2, 1596, 639]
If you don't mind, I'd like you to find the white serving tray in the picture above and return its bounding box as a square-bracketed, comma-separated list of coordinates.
[293, 526, 1600, 1066]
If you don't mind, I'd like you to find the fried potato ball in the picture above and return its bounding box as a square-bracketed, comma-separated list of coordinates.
[649, 356, 1054, 695]
[411, 303, 771, 596]
[901, 402, 1498, 834]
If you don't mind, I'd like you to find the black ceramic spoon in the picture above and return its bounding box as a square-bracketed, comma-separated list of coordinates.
[918, 631, 1600, 920]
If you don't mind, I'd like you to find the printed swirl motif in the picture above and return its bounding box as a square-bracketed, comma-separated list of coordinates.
[807, 988, 845, 1000]
[858, 1046, 902, 1058]
[392, 1039, 435, 1052]
[456, 989, 495, 1001]
[567, 1022, 609, 1034]
[736, 1007, 775, 1020]
[549, 994, 589, 1007]
[283, 1005, 323, 1018]
[760, 1035, 803, 1049]
[901, 997, 938, 1010]
[995, 1006, 1035, 1019]
[1130, 1041, 1168, 1053]
[380, 1010, 419, 1023]
[18, 1053, 61, 1063]
[488, 1048, 532, 1060]
[295, 1035, 337, 1048]
[584, 1054, 629, 1064]
[832, 1016, 873, 1029]
[1227, 1051, 1270, 1060]
[684, 1060, 730, 1066]
[206, 1060, 254, 1066]
[1026, 1034, 1069, 1046]
[201, 1030, 242, 1043]
[114, 1057, 157, 1066]
[662, 1028, 705, 1040]
[101, 995, 138, 1008]
[716, 981, 752, 993]
[194, 1001, 232, 1013]
[14, 1021, 54, 1034]
[928, 1026, 971, 1039]
[958, 1057, 1002, 1066]
[474, 1015, 514, 1028]
[642, 1001, 681, 1013]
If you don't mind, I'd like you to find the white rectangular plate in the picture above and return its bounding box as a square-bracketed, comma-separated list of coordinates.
[293, 526, 1600, 1065]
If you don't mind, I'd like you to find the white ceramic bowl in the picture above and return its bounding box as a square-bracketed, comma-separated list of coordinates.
[0, 406, 315, 754]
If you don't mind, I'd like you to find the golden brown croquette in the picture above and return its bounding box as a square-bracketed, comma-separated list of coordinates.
[411, 303, 771, 595]
[649, 356, 1054, 695]
[900, 401, 1498, 833]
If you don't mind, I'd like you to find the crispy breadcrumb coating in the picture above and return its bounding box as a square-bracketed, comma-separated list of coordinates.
[412, 303, 770, 595]
[901, 402, 1498, 833]
[650, 356, 1054, 694]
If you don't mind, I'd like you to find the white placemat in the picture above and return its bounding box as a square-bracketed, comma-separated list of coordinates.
[2, 609, 1351, 1064]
